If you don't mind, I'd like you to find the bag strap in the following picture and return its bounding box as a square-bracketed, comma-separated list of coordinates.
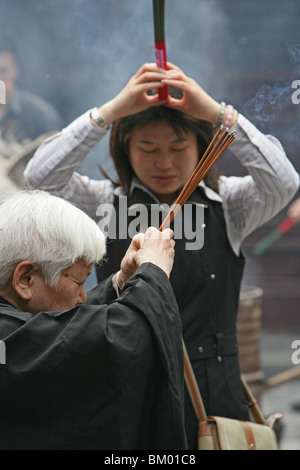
[240, 375, 266, 424]
[182, 339, 266, 425]
[183, 340, 207, 421]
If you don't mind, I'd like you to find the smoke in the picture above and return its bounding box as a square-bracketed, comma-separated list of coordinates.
[240, 37, 300, 159]
[0, 0, 234, 177]
[1, 0, 300, 177]
[0, 0, 231, 116]
[287, 43, 300, 73]
[243, 41, 300, 124]
[242, 82, 293, 122]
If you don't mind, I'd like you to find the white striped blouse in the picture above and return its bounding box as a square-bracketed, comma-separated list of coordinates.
[24, 109, 299, 256]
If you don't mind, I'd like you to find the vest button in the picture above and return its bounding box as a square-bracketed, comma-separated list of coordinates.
[198, 346, 204, 353]
[210, 274, 215, 280]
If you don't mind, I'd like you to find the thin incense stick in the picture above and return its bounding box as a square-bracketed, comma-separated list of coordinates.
[174, 126, 225, 204]
[170, 127, 226, 208]
[175, 126, 228, 205]
[153, 0, 169, 100]
[159, 127, 235, 231]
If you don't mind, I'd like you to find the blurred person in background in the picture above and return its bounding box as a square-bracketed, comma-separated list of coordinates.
[0, 39, 62, 144]
[0, 39, 62, 195]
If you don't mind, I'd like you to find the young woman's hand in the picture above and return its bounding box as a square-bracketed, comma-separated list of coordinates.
[162, 62, 221, 124]
[96, 64, 169, 123]
[95, 61, 222, 127]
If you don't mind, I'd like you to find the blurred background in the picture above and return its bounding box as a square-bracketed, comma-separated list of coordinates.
[0, 0, 299, 449]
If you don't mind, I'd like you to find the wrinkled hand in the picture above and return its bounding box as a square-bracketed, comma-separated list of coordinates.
[118, 227, 175, 289]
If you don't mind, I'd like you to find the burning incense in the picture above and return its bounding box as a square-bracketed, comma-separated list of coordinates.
[159, 126, 235, 231]
[153, 0, 169, 100]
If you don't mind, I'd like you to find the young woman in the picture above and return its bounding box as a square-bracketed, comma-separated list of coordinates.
[24, 62, 299, 449]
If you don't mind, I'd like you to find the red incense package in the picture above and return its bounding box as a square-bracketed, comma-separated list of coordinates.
[153, 0, 169, 100]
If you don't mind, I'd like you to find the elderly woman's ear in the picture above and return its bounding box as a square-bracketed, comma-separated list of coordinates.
[11, 261, 36, 300]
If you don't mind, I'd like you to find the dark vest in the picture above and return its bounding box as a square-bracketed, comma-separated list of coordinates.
[96, 186, 249, 449]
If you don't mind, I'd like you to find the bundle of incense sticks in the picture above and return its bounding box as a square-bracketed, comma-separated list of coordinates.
[152, 0, 169, 100]
[159, 126, 236, 231]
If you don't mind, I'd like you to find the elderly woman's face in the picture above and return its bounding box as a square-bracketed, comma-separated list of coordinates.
[129, 121, 199, 205]
[28, 259, 93, 314]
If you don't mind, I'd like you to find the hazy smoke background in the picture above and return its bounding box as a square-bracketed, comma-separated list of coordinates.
[1, 0, 300, 179]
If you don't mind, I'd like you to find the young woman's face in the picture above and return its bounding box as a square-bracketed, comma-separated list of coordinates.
[129, 121, 199, 205]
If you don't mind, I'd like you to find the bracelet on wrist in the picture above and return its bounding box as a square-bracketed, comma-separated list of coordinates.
[214, 101, 226, 128]
[215, 103, 239, 129]
[232, 109, 239, 126]
[223, 105, 234, 129]
[90, 107, 110, 130]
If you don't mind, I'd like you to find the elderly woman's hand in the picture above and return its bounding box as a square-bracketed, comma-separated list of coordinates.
[117, 227, 175, 289]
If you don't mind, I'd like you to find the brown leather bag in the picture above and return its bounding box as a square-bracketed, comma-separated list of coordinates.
[183, 341, 282, 450]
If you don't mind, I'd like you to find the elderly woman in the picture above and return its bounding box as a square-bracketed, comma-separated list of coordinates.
[0, 189, 186, 450]
[24, 62, 299, 448]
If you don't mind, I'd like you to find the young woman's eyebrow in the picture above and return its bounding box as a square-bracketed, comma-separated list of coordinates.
[138, 140, 156, 145]
[138, 137, 188, 145]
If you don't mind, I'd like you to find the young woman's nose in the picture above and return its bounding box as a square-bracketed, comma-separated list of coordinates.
[154, 153, 174, 170]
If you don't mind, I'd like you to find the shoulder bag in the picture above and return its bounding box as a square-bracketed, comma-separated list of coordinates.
[183, 341, 282, 450]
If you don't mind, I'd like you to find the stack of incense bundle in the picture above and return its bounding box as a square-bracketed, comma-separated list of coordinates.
[159, 126, 235, 231]
[153, 0, 169, 100]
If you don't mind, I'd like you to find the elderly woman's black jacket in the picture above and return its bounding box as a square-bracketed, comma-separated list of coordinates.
[0, 263, 187, 450]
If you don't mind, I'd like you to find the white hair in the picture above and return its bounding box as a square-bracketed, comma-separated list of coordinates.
[0, 189, 106, 287]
